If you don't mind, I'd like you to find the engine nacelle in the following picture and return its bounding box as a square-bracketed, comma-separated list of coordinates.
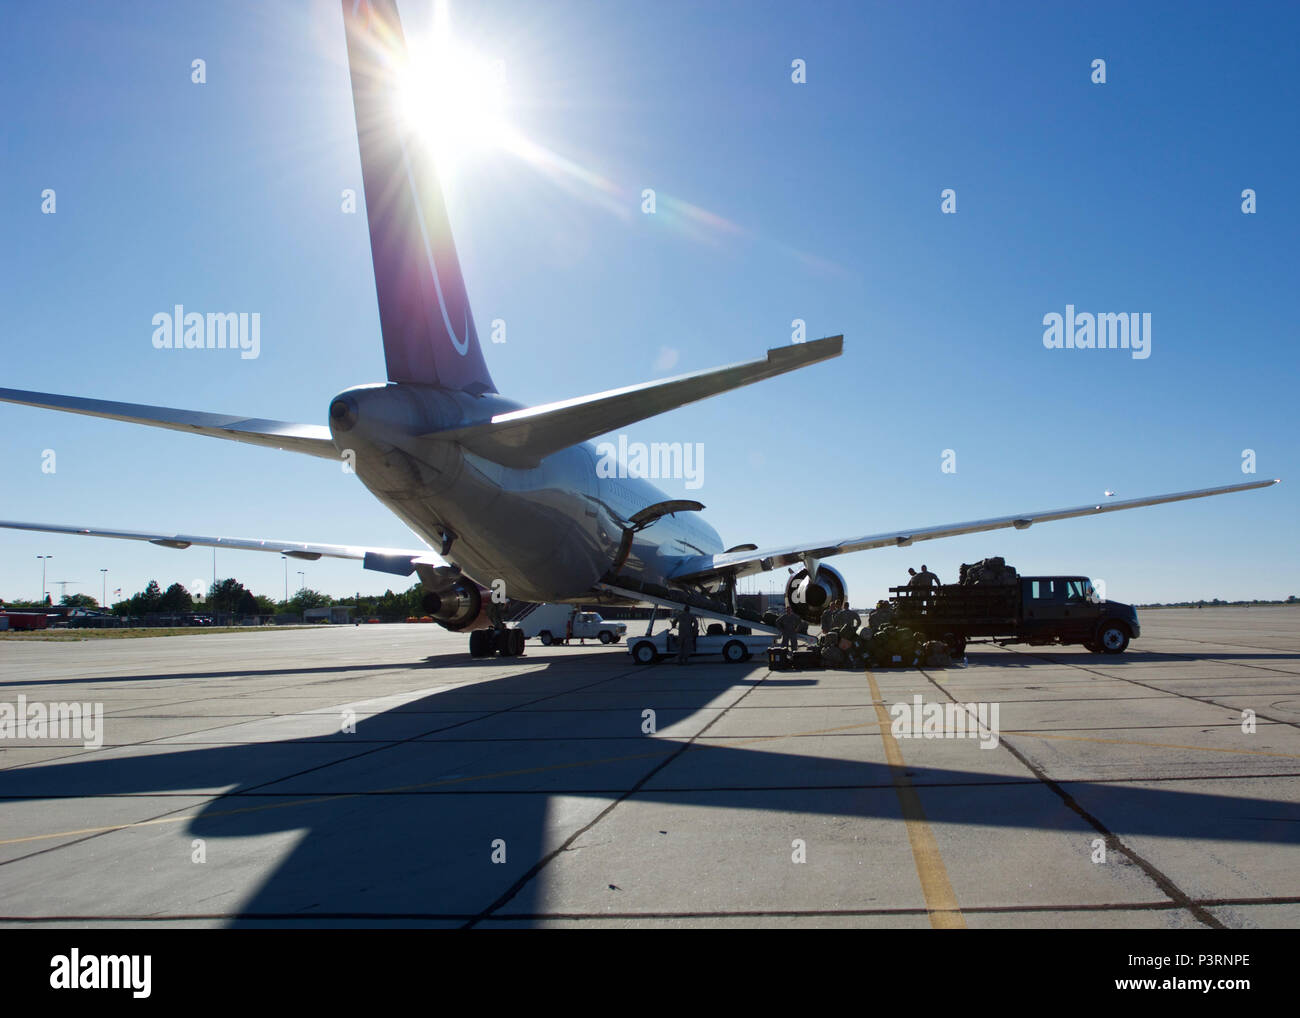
[785, 564, 847, 624]
[421, 575, 490, 632]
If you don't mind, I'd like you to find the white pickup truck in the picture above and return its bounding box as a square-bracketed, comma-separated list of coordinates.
[510, 605, 627, 645]
[627, 628, 774, 665]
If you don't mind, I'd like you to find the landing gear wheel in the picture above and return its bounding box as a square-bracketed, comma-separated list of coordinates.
[539, 631, 553, 646]
[1097, 624, 1130, 654]
[468, 630, 492, 658]
[491, 628, 524, 657]
[599, 631, 613, 645]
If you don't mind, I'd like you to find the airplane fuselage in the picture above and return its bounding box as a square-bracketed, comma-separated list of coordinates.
[328, 382, 723, 603]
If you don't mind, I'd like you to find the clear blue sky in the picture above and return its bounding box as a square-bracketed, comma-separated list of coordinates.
[1, 0, 1296, 607]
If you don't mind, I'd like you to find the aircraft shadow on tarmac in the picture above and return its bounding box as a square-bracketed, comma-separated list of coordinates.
[1, 648, 1296, 926]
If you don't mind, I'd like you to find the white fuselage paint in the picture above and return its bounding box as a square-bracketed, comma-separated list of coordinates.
[329, 383, 724, 603]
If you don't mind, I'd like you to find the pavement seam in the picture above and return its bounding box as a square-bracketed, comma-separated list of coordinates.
[6, 895, 1298, 923]
[919, 668, 1227, 930]
[1002, 645, 1300, 731]
[461, 662, 769, 929]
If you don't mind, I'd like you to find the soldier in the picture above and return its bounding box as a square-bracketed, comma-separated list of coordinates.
[776, 606, 800, 654]
[675, 606, 696, 666]
[916, 564, 941, 588]
[907, 567, 923, 587]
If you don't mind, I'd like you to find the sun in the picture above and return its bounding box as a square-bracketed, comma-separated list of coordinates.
[397, 18, 510, 169]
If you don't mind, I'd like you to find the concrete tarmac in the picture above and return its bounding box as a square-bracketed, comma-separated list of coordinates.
[0, 607, 1296, 928]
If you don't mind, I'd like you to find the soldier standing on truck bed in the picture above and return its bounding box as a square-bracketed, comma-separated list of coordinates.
[916, 565, 941, 588]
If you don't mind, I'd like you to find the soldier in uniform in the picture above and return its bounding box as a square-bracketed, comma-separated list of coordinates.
[776, 606, 801, 654]
[916, 565, 941, 588]
[675, 606, 696, 665]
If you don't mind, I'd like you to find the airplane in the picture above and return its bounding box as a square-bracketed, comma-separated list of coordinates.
[0, 0, 1279, 657]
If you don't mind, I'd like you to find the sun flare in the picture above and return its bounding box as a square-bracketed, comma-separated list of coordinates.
[397, 21, 509, 169]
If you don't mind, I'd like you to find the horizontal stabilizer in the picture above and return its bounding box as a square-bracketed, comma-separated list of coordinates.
[428, 335, 843, 468]
[0, 388, 338, 459]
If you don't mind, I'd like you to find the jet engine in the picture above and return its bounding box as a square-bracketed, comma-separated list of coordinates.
[420, 571, 490, 631]
[785, 564, 847, 624]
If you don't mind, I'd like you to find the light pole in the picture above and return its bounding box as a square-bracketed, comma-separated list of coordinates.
[100, 568, 108, 608]
[36, 555, 51, 602]
[297, 570, 305, 593]
[282, 555, 288, 604]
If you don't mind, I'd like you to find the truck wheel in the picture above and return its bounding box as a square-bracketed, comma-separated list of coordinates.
[632, 641, 658, 665]
[722, 640, 748, 663]
[539, 631, 553, 646]
[1083, 640, 1103, 653]
[1098, 624, 1130, 654]
[942, 632, 966, 657]
[599, 630, 613, 644]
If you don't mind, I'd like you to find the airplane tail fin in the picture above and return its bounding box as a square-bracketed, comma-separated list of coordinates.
[341, 0, 497, 395]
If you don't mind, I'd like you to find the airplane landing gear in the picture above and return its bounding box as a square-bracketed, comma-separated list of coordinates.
[469, 627, 525, 658]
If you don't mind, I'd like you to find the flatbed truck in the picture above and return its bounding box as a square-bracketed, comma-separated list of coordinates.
[888, 575, 1139, 655]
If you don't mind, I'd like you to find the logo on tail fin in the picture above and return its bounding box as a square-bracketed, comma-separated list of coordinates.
[402, 138, 471, 358]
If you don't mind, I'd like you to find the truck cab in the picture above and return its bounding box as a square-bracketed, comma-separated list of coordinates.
[1019, 576, 1140, 652]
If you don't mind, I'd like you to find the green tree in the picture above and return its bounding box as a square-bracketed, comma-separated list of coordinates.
[140, 580, 163, 612]
[208, 578, 249, 615]
[288, 589, 332, 613]
[159, 583, 194, 613]
[61, 593, 99, 608]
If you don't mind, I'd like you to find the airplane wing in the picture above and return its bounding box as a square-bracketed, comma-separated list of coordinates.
[426, 336, 843, 469]
[0, 388, 338, 459]
[669, 479, 1281, 583]
[0, 520, 438, 576]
